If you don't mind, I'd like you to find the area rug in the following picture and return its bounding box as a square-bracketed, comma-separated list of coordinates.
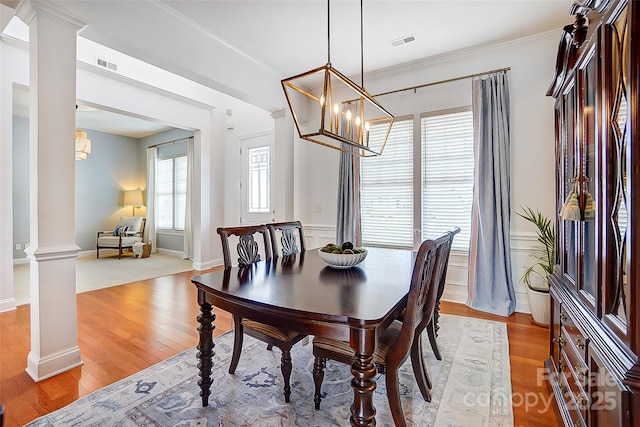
[13, 252, 193, 306]
[27, 314, 513, 426]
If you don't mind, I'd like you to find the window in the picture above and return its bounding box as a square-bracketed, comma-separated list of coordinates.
[359, 109, 474, 252]
[156, 155, 187, 231]
[247, 145, 270, 213]
[361, 117, 414, 248]
[421, 109, 474, 251]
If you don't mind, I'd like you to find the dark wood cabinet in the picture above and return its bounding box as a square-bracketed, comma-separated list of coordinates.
[546, 1, 639, 425]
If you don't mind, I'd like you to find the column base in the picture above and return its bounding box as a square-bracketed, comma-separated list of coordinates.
[26, 346, 83, 382]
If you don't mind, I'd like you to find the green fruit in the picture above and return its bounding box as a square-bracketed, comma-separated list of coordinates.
[331, 249, 342, 254]
[343, 249, 354, 254]
[341, 241, 354, 250]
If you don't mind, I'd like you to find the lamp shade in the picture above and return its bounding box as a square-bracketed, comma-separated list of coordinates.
[282, 63, 394, 157]
[123, 190, 144, 207]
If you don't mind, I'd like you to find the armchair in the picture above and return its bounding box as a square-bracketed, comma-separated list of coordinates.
[97, 216, 146, 259]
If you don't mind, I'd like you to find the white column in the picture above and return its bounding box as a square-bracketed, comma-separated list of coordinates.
[16, 0, 85, 381]
[272, 109, 295, 221]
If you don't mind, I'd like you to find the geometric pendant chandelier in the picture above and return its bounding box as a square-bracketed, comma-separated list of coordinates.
[281, 0, 394, 157]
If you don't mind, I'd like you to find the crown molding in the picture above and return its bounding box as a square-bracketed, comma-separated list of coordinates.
[0, 33, 28, 50]
[364, 29, 560, 83]
[149, 0, 281, 77]
[16, 0, 86, 31]
[76, 61, 216, 111]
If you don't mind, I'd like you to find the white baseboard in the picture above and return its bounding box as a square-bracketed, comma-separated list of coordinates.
[26, 346, 83, 382]
[0, 297, 17, 313]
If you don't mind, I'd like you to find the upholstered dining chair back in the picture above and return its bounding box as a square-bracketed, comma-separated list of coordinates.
[267, 221, 306, 257]
[217, 225, 272, 269]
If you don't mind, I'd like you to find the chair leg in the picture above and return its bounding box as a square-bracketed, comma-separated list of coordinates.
[228, 315, 244, 374]
[280, 347, 293, 403]
[410, 334, 432, 401]
[427, 319, 442, 361]
[96, 247, 100, 259]
[385, 368, 407, 427]
[312, 357, 326, 410]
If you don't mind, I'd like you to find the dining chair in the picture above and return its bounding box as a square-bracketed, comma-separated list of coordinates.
[311, 230, 457, 427]
[424, 227, 460, 368]
[267, 221, 306, 257]
[217, 225, 306, 403]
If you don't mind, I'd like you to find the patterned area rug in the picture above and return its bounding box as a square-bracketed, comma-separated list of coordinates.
[27, 314, 513, 426]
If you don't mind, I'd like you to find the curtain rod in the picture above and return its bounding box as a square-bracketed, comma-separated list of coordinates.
[147, 136, 193, 149]
[372, 66, 511, 98]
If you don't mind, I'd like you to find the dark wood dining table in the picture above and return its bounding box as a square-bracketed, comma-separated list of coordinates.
[191, 247, 417, 427]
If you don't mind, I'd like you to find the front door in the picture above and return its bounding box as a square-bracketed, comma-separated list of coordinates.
[240, 132, 274, 225]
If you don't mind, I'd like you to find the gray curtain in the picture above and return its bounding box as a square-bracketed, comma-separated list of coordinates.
[466, 71, 515, 316]
[336, 102, 362, 246]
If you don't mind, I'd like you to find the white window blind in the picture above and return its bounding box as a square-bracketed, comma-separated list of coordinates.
[174, 156, 187, 230]
[421, 109, 474, 251]
[156, 155, 187, 231]
[361, 118, 413, 248]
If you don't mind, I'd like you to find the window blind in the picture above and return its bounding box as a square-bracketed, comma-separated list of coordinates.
[174, 156, 188, 230]
[156, 158, 174, 229]
[156, 155, 187, 231]
[421, 109, 474, 251]
[360, 118, 414, 248]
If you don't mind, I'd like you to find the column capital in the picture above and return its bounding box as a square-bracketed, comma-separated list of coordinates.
[271, 109, 287, 120]
[25, 244, 81, 262]
[16, 0, 86, 31]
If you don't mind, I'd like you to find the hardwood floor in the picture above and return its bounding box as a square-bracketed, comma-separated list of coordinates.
[0, 269, 557, 426]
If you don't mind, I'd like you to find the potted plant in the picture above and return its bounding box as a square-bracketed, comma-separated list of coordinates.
[517, 206, 556, 327]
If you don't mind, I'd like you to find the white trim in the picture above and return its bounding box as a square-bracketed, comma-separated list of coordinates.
[26, 346, 83, 382]
[76, 61, 216, 111]
[366, 29, 558, 82]
[0, 297, 17, 313]
[151, 1, 281, 77]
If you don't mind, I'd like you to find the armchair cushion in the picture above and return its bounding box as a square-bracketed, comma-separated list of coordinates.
[116, 216, 144, 233]
[97, 217, 146, 259]
[113, 225, 132, 236]
[97, 235, 143, 248]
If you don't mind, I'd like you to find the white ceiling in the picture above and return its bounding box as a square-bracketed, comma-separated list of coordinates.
[3, 0, 575, 138]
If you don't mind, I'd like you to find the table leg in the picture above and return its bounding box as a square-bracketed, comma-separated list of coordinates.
[196, 288, 215, 407]
[349, 328, 377, 427]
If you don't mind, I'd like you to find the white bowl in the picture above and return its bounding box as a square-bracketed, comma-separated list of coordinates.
[318, 248, 367, 269]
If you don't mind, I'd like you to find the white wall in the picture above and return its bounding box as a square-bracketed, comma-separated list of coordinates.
[1, 26, 560, 315]
[1, 32, 228, 311]
[294, 32, 559, 314]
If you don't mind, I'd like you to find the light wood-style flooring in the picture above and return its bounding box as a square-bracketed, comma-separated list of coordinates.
[0, 268, 557, 426]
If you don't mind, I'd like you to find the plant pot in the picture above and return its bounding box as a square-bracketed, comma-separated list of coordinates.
[527, 285, 550, 327]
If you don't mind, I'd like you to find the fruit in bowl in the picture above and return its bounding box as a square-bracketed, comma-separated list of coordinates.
[318, 242, 367, 269]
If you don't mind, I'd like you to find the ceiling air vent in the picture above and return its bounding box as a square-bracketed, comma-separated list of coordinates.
[96, 58, 118, 71]
[390, 35, 416, 47]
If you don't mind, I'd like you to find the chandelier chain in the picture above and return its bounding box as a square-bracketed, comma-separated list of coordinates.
[327, 0, 331, 64]
[360, 0, 364, 88]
